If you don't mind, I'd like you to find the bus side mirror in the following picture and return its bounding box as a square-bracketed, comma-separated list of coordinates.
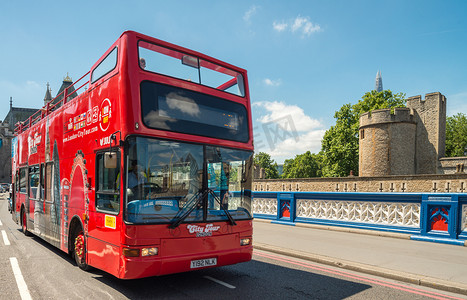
[104, 152, 118, 169]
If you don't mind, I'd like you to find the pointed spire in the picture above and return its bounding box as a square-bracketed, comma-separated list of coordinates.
[44, 82, 53, 106]
[375, 70, 383, 92]
[10, 96, 12, 109]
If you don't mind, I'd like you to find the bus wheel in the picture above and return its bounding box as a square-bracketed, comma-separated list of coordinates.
[74, 229, 90, 271]
[21, 209, 30, 236]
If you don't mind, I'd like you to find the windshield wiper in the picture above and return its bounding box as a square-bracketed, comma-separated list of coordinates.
[168, 190, 204, 229]
[206, 188, 237, 226]
[168, 188, 237, 229]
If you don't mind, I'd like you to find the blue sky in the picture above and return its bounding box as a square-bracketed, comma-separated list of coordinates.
[1, 1, 466, 163]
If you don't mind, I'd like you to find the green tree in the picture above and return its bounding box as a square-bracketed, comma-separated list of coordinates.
[446, 113, 467, 157]
[282, 151, 322, 178]
[353, 90, 406, 115]
[321, 104, 359, 177]
[320, 90, 406, 177]
[254, 152, 280, 179]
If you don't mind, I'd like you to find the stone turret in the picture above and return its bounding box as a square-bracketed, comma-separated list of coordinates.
[359, 108, 416, 177]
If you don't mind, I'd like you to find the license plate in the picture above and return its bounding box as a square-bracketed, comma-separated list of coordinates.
[190, 258, 217, 269]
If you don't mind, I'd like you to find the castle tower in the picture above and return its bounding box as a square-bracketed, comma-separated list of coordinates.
[406, 92, 446, 174]
[359, 108, 416, 176]
[375, 70, 383, 92]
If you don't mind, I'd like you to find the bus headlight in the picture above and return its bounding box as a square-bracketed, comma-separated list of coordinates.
[141, 247, 159, 256]
[240, 238, 251, 246]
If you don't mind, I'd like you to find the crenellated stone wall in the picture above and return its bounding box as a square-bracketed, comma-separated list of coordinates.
[253, 173, 467, 193]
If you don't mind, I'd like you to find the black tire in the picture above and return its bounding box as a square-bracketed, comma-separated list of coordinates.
[73, 228, 91, 271]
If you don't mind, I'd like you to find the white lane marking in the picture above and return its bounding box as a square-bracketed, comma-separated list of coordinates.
[203, 276, 236, 289]
[0, 219, 3, 226]
[2, 230, 10, 246]
[10, 257, 33, 300]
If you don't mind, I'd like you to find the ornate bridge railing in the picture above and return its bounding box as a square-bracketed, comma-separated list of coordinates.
[253, 192, 467, 245]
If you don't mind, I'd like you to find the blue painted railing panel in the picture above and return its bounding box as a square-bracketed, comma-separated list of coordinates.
[252, 192, 467, 245]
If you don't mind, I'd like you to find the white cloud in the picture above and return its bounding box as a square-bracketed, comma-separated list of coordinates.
[254, 101, 321, 131]
[273, 15, 321, 37]
[301, 20, 321, 36]
[273, 21, 288, 32]
[253, 101, 325, 163]
[244, 5, 259, 23]
[263, 78, 282, 87]
[291, 17, 307, 32]
[267, 129, 325, 159]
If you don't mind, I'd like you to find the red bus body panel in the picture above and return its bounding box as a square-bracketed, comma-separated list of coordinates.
[11, 31, 253, 279]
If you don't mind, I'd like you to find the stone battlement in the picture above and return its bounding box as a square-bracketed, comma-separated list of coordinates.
[407, 92, 445, 108]
[359, 107, 414, 128]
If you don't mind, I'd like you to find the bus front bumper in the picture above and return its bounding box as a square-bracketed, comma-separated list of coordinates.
[118, 245, 253, 279]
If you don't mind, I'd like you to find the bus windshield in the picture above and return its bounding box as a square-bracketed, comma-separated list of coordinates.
[125, 137, 253, 224]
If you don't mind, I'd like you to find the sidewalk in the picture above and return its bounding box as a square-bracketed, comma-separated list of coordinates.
[253, 219, 467, 296]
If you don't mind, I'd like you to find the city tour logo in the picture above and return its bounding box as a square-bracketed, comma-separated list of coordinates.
[187, 224, 221, 237]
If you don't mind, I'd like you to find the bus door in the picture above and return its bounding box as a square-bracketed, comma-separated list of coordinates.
[27, 165, 41, 231]
[42, 162, 60, 247]
[35, 163, 46, 237]
[87, 151, 121, 271]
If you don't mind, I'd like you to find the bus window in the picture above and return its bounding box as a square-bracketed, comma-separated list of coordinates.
[96, 152, 121, 213]
[19, 168, 27, 194]
[29, 165, 40, 199]
[138, 43, 200, 84]
[15, 171, 19, 192]
[91, 47, 118, 83]
[205, 146, 253, 221]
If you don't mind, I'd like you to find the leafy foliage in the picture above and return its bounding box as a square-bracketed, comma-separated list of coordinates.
[353, 90, 406, 115]
[445, 113, 467, 157]
[254, 152, 280, 179]
[320, 104, 359, 177]
[282, 151, 322, 178]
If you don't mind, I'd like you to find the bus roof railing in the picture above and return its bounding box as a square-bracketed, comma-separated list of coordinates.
[15, 71, 90, 135]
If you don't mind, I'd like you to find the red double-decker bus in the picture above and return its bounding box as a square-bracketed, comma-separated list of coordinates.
[10, 31, 253, 279]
